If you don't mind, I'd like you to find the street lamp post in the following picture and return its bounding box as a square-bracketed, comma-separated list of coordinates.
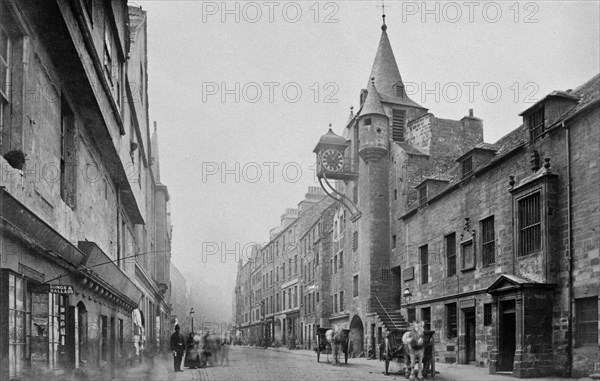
[190, 308, 195, 335]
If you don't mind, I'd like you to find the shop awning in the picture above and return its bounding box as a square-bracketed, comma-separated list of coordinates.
[78, 241, 142, 306]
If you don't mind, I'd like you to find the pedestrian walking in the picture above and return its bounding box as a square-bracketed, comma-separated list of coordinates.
[170, 325, 186, 372]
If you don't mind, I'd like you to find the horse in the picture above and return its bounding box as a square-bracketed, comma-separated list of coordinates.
[402, 321, 425, 381]
[325, 326, 342, 365]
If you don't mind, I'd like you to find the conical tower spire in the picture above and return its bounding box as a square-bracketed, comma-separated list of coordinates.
[361, 78, 387, 117]
[368, 20, 405, 100]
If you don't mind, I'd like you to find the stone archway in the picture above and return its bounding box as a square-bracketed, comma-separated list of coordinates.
[349, 315, 364, 357]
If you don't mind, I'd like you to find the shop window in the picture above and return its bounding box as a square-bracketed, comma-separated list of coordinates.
[5, 272, 31, 378]
[49, 293, 68, 370]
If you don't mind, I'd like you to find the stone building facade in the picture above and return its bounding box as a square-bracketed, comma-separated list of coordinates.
[0, 2, 173, 379]
[399, 76, 600, 378]
[235, 188, 332, 346]
[234, 17, 599, 379]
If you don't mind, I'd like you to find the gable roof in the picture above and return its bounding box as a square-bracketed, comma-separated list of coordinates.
[486, 274, 553, 295]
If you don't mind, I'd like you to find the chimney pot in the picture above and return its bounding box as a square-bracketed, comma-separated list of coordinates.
[469, 109, 474, 117]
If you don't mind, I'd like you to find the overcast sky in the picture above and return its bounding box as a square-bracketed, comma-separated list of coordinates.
[137, 0, 599, 321]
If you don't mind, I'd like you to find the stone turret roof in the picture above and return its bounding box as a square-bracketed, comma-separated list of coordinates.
[367, 25, 423, 109]
[360, 79, 387, 117]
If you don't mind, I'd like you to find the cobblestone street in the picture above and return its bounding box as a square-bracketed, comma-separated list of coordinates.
[114, 346, 583, 381]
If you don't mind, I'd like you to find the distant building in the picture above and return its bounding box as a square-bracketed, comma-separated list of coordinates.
[0, 2, 172, 379]
[170, 264, 191, 333]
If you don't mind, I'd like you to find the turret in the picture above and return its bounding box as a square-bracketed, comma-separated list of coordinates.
[358, 78, 389, 163]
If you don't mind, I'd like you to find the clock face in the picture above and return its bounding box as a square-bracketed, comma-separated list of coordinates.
[321, 149, 345, 172]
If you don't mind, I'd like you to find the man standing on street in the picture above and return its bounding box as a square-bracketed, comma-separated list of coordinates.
[170, 325, 186, 372]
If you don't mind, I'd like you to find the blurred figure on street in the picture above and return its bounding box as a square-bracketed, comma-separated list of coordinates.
[184, 332, 199, 369]
[170, 325, 186, 372]
[219, 339, 230, 366]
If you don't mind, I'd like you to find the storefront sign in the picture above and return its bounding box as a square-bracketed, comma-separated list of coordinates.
[49, 285, 74, 295]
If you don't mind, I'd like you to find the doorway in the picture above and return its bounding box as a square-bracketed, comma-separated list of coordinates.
[498, 300, 516, 371]
[391, 266, 402, 309]
[464, 309, 476, 363]
[349, 315, 364, 357]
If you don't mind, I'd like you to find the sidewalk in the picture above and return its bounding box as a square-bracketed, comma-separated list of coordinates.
[264, 346, 590, 381]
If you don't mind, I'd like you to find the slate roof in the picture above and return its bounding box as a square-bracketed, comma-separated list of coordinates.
[401, 73, 600, 217]
[367, 26, 423, 109]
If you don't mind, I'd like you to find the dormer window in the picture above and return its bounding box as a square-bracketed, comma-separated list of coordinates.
[462, 156, 473, 178]
[528, 106, 545, 140]
[364, 118, 372, 126]
[418, 185, 427, 204]
[394, 82, 404, 100]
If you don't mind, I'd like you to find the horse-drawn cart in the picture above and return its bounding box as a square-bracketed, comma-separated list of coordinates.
[316, 327, 350, 364]
[384, 328, 435, 379]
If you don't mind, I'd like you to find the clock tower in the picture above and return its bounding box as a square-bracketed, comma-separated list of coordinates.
[313, 126, 357, 181]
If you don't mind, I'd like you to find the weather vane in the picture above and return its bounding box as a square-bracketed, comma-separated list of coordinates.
[377, 0, 389, 29]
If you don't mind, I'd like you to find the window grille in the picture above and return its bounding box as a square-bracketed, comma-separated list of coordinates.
[381, 268, 390, 282]
[518, 193, 541, 256]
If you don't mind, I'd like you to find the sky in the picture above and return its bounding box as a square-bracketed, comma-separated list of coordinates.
[136, 0, 600, 322]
